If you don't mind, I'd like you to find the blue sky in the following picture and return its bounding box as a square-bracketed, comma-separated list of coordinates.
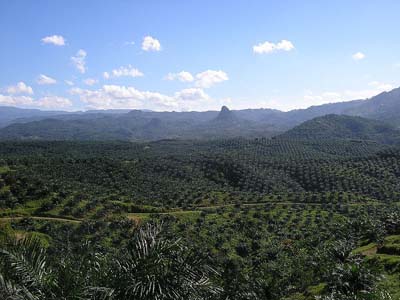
[1, 0, 400, 112]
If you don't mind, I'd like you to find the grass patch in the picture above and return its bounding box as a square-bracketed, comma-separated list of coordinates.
[378, 235, 400, 256]
[353, 242, 378, 256]
[370, 254, 400, 270]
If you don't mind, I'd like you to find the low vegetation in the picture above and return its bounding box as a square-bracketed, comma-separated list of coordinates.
[0, 131, 399, 299]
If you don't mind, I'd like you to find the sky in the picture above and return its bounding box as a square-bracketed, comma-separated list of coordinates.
[0, 0, 400, 112]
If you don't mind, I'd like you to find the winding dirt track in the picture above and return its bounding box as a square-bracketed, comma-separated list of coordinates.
[0, 216, 81, 223]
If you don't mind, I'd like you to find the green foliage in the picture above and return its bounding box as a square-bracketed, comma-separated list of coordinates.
[0, 224, 219, 300]
[0, 138, 399, 299]
[110, 223, 219, 300]
[281, 114, 400, 144]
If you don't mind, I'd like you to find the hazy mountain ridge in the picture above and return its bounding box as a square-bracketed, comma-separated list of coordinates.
[343, 87, 400, 126]
[0, 106, 73, 128]
[0, 87, 399, 140]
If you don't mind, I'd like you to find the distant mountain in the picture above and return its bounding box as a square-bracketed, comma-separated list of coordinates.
[280, 114, 400, 144]
[191, 106, 281, 139]
[282, 87, 400, 128]
[0, 106, 279, 141]
[284, 100, 364, 126]
[0, 106, 71, 128]
[1, 86, 400, 140]
[343, 87, 400, 126]
[0, 118, 131, 140]
[213, 106, 239, 123]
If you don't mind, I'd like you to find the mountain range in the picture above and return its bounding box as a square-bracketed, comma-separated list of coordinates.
[0, 87, 399, 141]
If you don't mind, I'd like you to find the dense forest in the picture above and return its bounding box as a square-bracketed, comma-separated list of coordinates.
[1, 126, 400, 299]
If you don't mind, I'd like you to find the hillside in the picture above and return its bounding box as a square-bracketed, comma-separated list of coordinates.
[1, 85, 400, 140]
[344, 87, 400, 126]
[1, 137, 399, 299]
[212, 105, 239, 123]
[0, 106, 71, 128]
[0, 106, 279, 141]
[280, 114, 400, 144]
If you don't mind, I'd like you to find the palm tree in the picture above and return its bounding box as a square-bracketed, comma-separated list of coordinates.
[109, 223, 220, 300]
[0, 224, 220, 300]
[0, 234, 113, 300]
[0, 273, 37, 300]
[0, 235, 55, 299]
[320, 290, 393, 300]
[51, 240, 114, 300]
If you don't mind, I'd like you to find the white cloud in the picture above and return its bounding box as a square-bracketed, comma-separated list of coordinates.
[65, 80, 74, 86]
[104, 65, 144, 79]
[36, 96, 72, 109]
[174, 88, 209, 102]
[0, 94, 72, 109]
[253, 39, 295, 54]
[83, 78, 98, 86]
[70, 85, 174, 110]
[165, 70, 228, 88]
[2, 82, 74, 109]
[352, 52, 366, 61]
[0, 94, 35, 106]
[142, 36, 161, 51]
[195, 70, 229, 88]
[41, 35, 66, 46]
[174, 88, 213, 111]
[299, 81, 395, 110]
[37, 74, 57, 85]
[5, 82, 34, 95]
[69, 84, 215, 111]
[71, 49, 87, 73]
[165, 71, 194, 82]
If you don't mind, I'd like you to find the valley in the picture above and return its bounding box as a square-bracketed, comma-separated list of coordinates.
[1, 127, 400, 299]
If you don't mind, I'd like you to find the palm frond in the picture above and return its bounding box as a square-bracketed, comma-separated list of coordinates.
[0, 236, 54, 298]
[112, 222, 220, 300]
[0, 274, 38, 300]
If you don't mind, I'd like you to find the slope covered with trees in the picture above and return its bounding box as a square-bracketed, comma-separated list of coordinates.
[1, 85, 400, 141]
[280, 114, 400, 144]
[0, 135, 400, 299]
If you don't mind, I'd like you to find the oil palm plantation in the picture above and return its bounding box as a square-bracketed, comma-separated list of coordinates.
[0, 223, 219, 300]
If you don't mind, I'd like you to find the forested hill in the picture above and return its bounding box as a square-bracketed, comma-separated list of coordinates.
[280, 114, 400, 144]
[1, 86, 400, 141]
[0, 106, 281, 141]
[344, 87, 400, 126]
[0, 106, 70, 128]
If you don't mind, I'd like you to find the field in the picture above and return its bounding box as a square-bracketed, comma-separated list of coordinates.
[1, 139, 400, 299]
